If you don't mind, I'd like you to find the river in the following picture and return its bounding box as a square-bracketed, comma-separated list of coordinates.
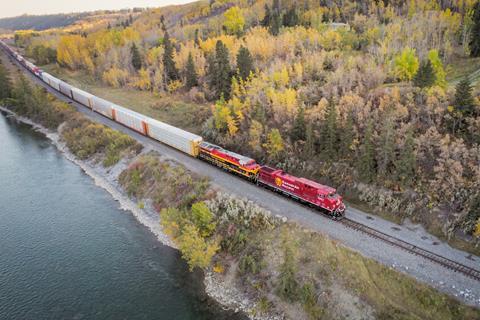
[0, 112, 247, 320]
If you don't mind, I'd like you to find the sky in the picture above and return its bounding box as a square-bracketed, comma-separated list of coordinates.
[0, 0, 193, 19]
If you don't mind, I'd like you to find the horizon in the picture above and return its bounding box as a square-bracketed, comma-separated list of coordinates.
[0, 0, 193, 19]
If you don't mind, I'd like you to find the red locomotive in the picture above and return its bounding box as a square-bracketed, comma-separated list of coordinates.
[258, 166, 346, 218]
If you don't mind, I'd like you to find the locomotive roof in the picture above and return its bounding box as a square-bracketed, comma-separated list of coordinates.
[200, 142, 256, 165]
[261, 166, 336, 194]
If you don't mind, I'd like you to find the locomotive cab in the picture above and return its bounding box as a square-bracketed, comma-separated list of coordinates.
[318, 192, 346, 218]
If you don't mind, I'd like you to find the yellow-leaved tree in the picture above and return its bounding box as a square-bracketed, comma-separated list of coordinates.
[178, 224, 219, 271]
[264, 128, 284, 159]
[223, 6, 245, 35]
[393, 47, 419, 81]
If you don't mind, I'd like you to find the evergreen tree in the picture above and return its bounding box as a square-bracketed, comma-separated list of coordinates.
[276, 238, 299, 302]
[130, 43, 142, 71]
[377, 116, 395, 177]
[395, 128, 416, 187]
[185, 52, 198, 89]
[454, 77, 476, 118]
[322, 99, 338, 160]
[469, 1, 480, 57]
[270, 0, 282, 36]
[236, 46, 254, 81]
[413, 60, 435, 88]
[304, 123, 315, 158]
[209, 40, 232, 100]
[340, 111, 354, 161]
[358, 120, 376, 183]
[194, 29, 200, 46]
[261, 4, 271, 27]
[160, 15, 166, 32]
[162, 30, 179, 83]
[291, 105, 306, 141]
[282, 6, 299, 27]
[0, 62, 12, 100]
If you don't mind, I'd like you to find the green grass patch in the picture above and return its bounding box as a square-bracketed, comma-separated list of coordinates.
[41, 64, 210, 134]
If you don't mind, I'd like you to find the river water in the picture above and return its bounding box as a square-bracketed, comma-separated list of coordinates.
[0, 113, 246, 320]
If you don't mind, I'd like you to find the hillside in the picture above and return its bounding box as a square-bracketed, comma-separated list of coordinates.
[11, 0, 480, 252]
[0, 13, 89, 31]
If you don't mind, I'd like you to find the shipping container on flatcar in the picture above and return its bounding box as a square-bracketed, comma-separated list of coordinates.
[59, 81, 73, 98]
[258, 166, 346, 217]
[113, 105, 148, 135]
[147, 118, 202, 156]
[91, 96, 114, 119]
[47, 75, 61, 91]
[71, 88, 93, 108]
[198, 142, 260, 179]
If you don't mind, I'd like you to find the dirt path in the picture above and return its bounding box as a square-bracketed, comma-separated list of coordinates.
[4, 51, 480, 308]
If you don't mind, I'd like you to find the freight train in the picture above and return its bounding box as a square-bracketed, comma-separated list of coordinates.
[0, 40, 346, 218]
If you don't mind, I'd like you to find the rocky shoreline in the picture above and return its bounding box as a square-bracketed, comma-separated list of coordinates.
[0, 106, 279, 320]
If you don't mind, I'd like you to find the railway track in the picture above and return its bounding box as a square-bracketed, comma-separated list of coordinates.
[341, 218, 480, 281]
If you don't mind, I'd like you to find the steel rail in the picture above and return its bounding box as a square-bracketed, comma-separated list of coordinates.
[341, 218, 480, 281]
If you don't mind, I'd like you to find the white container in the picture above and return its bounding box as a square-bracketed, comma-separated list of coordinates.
[147, 118, 203, 156]
[41, 72, 52, 84]
[59, 81, 73, 98]
[113, 105, 147, 134]
[91, 96, 113, 119]
[71, 88, 93, 108]
[48, 75, 61, 91]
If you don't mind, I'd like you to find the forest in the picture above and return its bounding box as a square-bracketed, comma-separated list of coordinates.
[10, 0, 480, 248]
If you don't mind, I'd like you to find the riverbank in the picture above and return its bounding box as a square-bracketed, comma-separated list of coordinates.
[0, 106, 256, 319]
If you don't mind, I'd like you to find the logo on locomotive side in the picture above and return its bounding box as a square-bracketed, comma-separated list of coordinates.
[275, 177, 283, 187]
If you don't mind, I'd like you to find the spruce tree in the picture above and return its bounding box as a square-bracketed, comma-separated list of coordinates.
[236, 46, 254, 81]
[340, 111, 354, 161]
[209, 40, 232, 100]
[185, 52, 198, 89]
[131, 43, 142, 71]
[469, 1, 480, 57]
[413, 60, 435, 88]
[162, 30, 179, 83]
[304, 123, 315, 158]
[358, 120, 376, 183]
[396, 128, 416, 187]
[0, 62, 12, 100]
[377, 116, 395, 178]
[291, 105, 306, 141]
[261, 4, 271, 27]
[270, 0, 282, 36]
[194, 29, 200, 46]
[323, 99, 338, 160]
[454, 77, 476, 118]
[283, 6, 299, 27]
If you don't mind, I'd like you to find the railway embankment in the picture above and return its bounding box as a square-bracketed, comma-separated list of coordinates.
[1, 71, 479, 319]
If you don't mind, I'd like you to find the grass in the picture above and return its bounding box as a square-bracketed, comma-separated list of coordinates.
[446, 55, 480, 89]
[41, 64, 210, 134]
[257, 225, 480, 320]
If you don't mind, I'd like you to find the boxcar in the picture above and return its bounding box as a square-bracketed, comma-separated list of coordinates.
[91, 96, 113, 119]
[59, 81, 73, 98]
[71, 88, 93, 108]
[113, 105, 148, 135]
[147, 118, 203, 157]
[47, 75, 61, 91]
